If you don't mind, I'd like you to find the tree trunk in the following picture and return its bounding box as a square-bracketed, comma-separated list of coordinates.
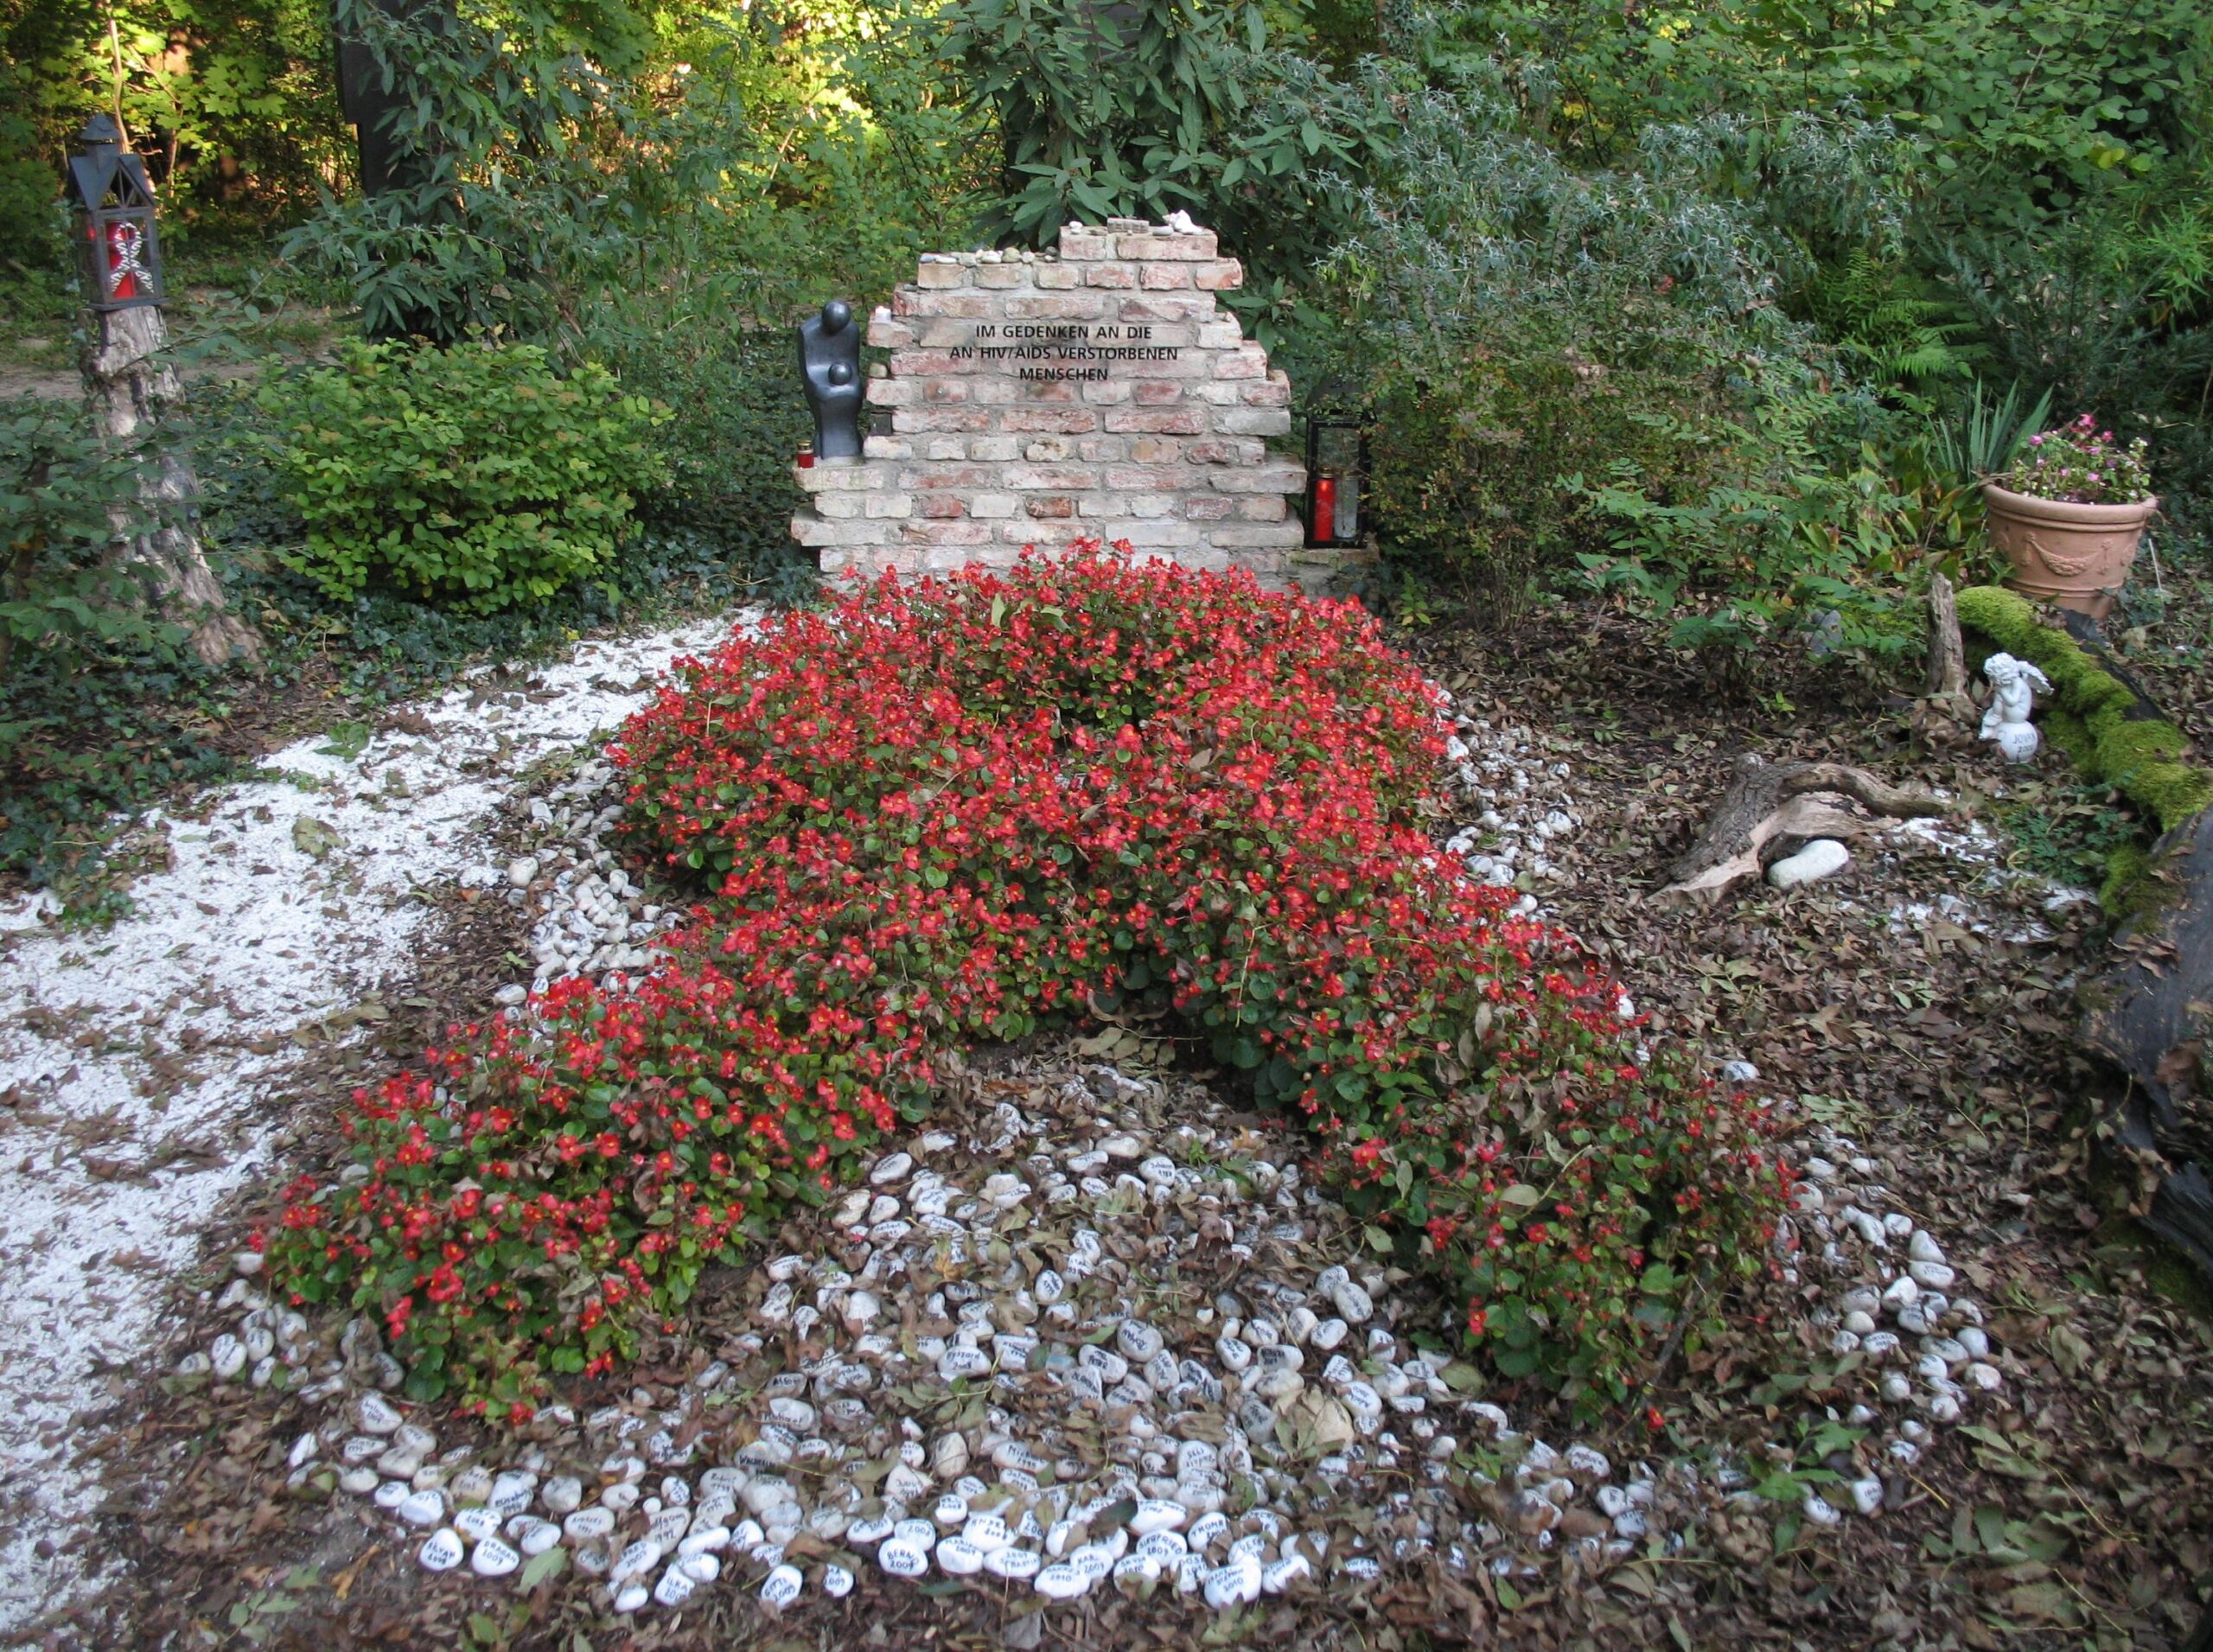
[2080, 803, 2213, 1289]
[80, 303, 259, 667]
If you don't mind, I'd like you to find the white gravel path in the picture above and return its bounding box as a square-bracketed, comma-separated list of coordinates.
[0, 612, 742, 1635]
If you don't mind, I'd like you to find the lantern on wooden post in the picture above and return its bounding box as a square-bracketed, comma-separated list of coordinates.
[67, 114, 165, 313]
[1303, 411, 1368, 548]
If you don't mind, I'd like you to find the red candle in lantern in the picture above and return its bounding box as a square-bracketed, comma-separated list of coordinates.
[1313, 475, 1336, 544]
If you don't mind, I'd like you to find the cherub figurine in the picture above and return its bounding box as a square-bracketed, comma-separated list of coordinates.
[1978, 652, 2052, 763]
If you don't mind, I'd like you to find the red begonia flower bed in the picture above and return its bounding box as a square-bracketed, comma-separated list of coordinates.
[266, 546, 1790, 1413]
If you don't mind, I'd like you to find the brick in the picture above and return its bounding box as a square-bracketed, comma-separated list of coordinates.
[1104, 407, 1206, 435]
[922, 437, 970, 460]
[1024, 437, 1072, 462]
[1022, 379, 1080, 403]
[1077, 494, 1133, 518]
[968, 492, 1018, 518]
[974, 262, 1030, 289]
[1239, 377, 1291, 407]
[916, 494, 966, 519]
[1173, 545, 1234, 574]
[1002, 465, 1099, 490]
[1096, 351, 1214, 378]
[1114, 233, 1188, 260]
[1132, 380, 1184, 405]
[1001, 520, 1048, 543]
[1057, 226, 1113, 259]
[1183, 495, 1235, 521]
[1192, 382, 1239, 405]
[915, 261, 971, 290]
[1218, 345, 1269, 380]
[865, 493, 915, 518]
[1119, 294, 1215, 323]
[897, 519, 993, 547]
[1116, 520, 1202, 547]
[915, 318, 982, 349]
[814, 491, 866, 519]
[1025, 495, 1076, 519]
[891, 406, 990, 434]
[925, 376, 973, 403]
[1080, 379, 1135, 405]
[1003, 293, 1108, 321]
[1196, 320, 1243, 349]
[1215, 407, 1292, 437]
[1112, 322, 1196, 348]
[792, 515, 890, 547]
[1139, 262, 1192, 290]
[1129, 436, 1183, 464]
[998, 408, 1099, 435]
[1076, 437, 1128, 463]
[865, 379, 916, 407]
[968, 437, 1019, 462]
[1126, 493, 1181, 519]
[1191, 258, 1244, 290]
[973, 380, 1018, 405]
[793, 462, 884, 492]
[896, 290, 995, 318]
[1209, 520, 1305, 548]
[1035, 263, 1080, 290]
[1234, 551, 1291, 583]
[889, 349, 977, 377]
[863, 435, 913, 460]
[866, 319, 915, 348]
[1208, 464, 1306, 495]
[1084, 262, 1138, 289]
[1186, 438, 1264, 465]
[1234, 494, 1287, 520]
[1103, 466, 1184, 492]
[897, 463, 997, 490]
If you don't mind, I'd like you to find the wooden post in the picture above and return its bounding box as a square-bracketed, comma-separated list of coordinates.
[80, 302, 260, 665]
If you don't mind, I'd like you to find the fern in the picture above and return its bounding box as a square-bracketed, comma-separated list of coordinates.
[1806, 251, 1981, 395]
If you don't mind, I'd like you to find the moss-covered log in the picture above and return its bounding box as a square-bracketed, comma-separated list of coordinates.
[1955, 585, 2210, 915]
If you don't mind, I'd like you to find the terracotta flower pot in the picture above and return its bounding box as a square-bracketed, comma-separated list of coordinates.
[1984, 482, 2158, 621]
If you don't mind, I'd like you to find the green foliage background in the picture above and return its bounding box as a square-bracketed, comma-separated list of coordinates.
[2, 0, 2210, 886]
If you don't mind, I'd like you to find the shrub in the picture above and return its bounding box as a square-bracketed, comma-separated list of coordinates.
[255, 341, 670, 613]
[264, 547, 1790, 1413]
[583, 319, 807, 558]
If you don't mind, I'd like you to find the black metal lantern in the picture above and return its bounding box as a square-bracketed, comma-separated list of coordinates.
[67, 114, 165, 313]
[1303, 412, 1369, 549]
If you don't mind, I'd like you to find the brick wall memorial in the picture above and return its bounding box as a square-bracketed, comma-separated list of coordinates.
[789, 218, 1359, 590]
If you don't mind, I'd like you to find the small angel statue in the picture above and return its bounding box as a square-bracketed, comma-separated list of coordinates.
[1978, 652, 2052, 763]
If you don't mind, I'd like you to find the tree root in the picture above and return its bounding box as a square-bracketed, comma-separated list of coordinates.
[1655, 752, 1951, 904]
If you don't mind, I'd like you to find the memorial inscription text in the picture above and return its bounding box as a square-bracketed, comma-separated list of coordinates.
[953, 322, 1182, 380]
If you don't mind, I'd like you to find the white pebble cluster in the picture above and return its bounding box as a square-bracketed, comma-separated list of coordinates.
[1437, 716, 1583, 916]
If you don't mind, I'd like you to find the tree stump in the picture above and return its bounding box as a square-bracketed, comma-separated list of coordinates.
[1655, 753, 1950, 904]
[81, 303, 258, 666]
[1923, 571, 1977, 726]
